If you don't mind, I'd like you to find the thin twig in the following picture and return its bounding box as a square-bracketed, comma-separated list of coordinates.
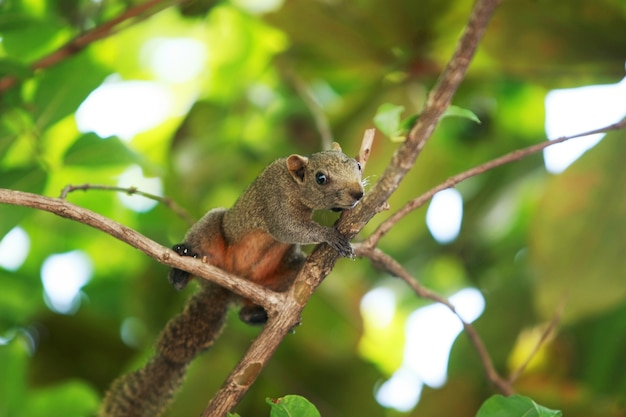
[357, 128, 375, 171]
[60, 183, 195, 225]
[283, 66, 335, 151]
[366, 118, 626, 246]
[507, 298, 565, 384]
[354, 243, 514, 396]
[0, 0, 184, 93]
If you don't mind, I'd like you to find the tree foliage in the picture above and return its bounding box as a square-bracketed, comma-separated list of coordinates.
[0, 0, 625, 416]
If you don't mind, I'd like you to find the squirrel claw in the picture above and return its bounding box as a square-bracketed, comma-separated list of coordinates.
[172, 243, 197, 258]
[168, 243, 198, 290]
[330, 237, 355, 259]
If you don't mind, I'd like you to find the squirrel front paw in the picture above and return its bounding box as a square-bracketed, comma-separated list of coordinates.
[328, 231, 355, 258]
[168, 243, 198, 291]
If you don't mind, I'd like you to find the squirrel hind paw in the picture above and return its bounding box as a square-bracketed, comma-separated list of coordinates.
[239, 305, 268, 326]
[168, 268, 191, 291]
[168, 243, 198, 290]
[172, 243, 197, 258]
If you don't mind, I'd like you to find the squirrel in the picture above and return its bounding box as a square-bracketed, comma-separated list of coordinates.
[100, 143, 364, 417]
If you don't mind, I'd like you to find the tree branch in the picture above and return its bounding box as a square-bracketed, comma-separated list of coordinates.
[0, 188, 279, 309]
[366, 118, 626, 245]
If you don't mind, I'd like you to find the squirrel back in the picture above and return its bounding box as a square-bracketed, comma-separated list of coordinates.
[100, 143, 363, 417]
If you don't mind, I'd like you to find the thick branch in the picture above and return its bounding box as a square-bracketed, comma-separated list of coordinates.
[0, 189, 278, 308]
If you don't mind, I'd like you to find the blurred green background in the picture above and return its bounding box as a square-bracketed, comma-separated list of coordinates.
[0, 0, 625, 416]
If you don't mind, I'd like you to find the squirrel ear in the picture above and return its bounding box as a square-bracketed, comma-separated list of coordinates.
[286, 154, 308, 183]
[331, 142, 342, 152]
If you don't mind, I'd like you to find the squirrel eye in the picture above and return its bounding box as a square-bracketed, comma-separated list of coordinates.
[356, 162, 362, 172]
[315, 172, 328, 185]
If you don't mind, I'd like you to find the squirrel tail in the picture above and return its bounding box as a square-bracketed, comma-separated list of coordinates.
[100, 282, 231, 417]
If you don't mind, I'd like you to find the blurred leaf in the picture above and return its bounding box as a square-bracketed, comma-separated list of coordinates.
[0, 12, 38, 32]
[0, 336, 29, 417]
[570, 301, 626, 397]
[373, 103, 406, 141]
[374, 103, 479, 143]
[476, 394, 562, 417]
[0, 166, 47, 238]
[0, 17, 69, 63]
[0, 166, 47, 192]
[266, 395, 321, 417]
[63, 133, 143, 167]
[530, 132, 626, 322]
[32, 53, 109, 129]
[443, 105, 481, 124]
[0, 58, 33, 79]
[0, 270, 41, 327]
[179, 0, 220, 17]
[484, 0, 626, 84]
[21, 380, 100, 417]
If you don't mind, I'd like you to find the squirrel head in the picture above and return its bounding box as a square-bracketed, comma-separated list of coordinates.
[286, 143, 364, 211]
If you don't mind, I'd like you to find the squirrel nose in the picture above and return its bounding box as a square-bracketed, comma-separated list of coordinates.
[352, 190, 364, 201]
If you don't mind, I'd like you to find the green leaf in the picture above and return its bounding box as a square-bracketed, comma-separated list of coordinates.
[0, 12, 38, 32]
[266, 395, 321, 417]
[374, 103, 479, 143]
[0, 336, 29, 417]
[0, 58, 33, 79]
[398, 113, 420, 133]
[443, 105, 481, 124]
[476, 394, 562, 417]
[22, 380, 100, 417]
[63, 133, 142, 167]
[0, 166, 47, 238]
[373, 103, 405, 141]
[1, 17, 68, 63]
[32, 53, 108, 129]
